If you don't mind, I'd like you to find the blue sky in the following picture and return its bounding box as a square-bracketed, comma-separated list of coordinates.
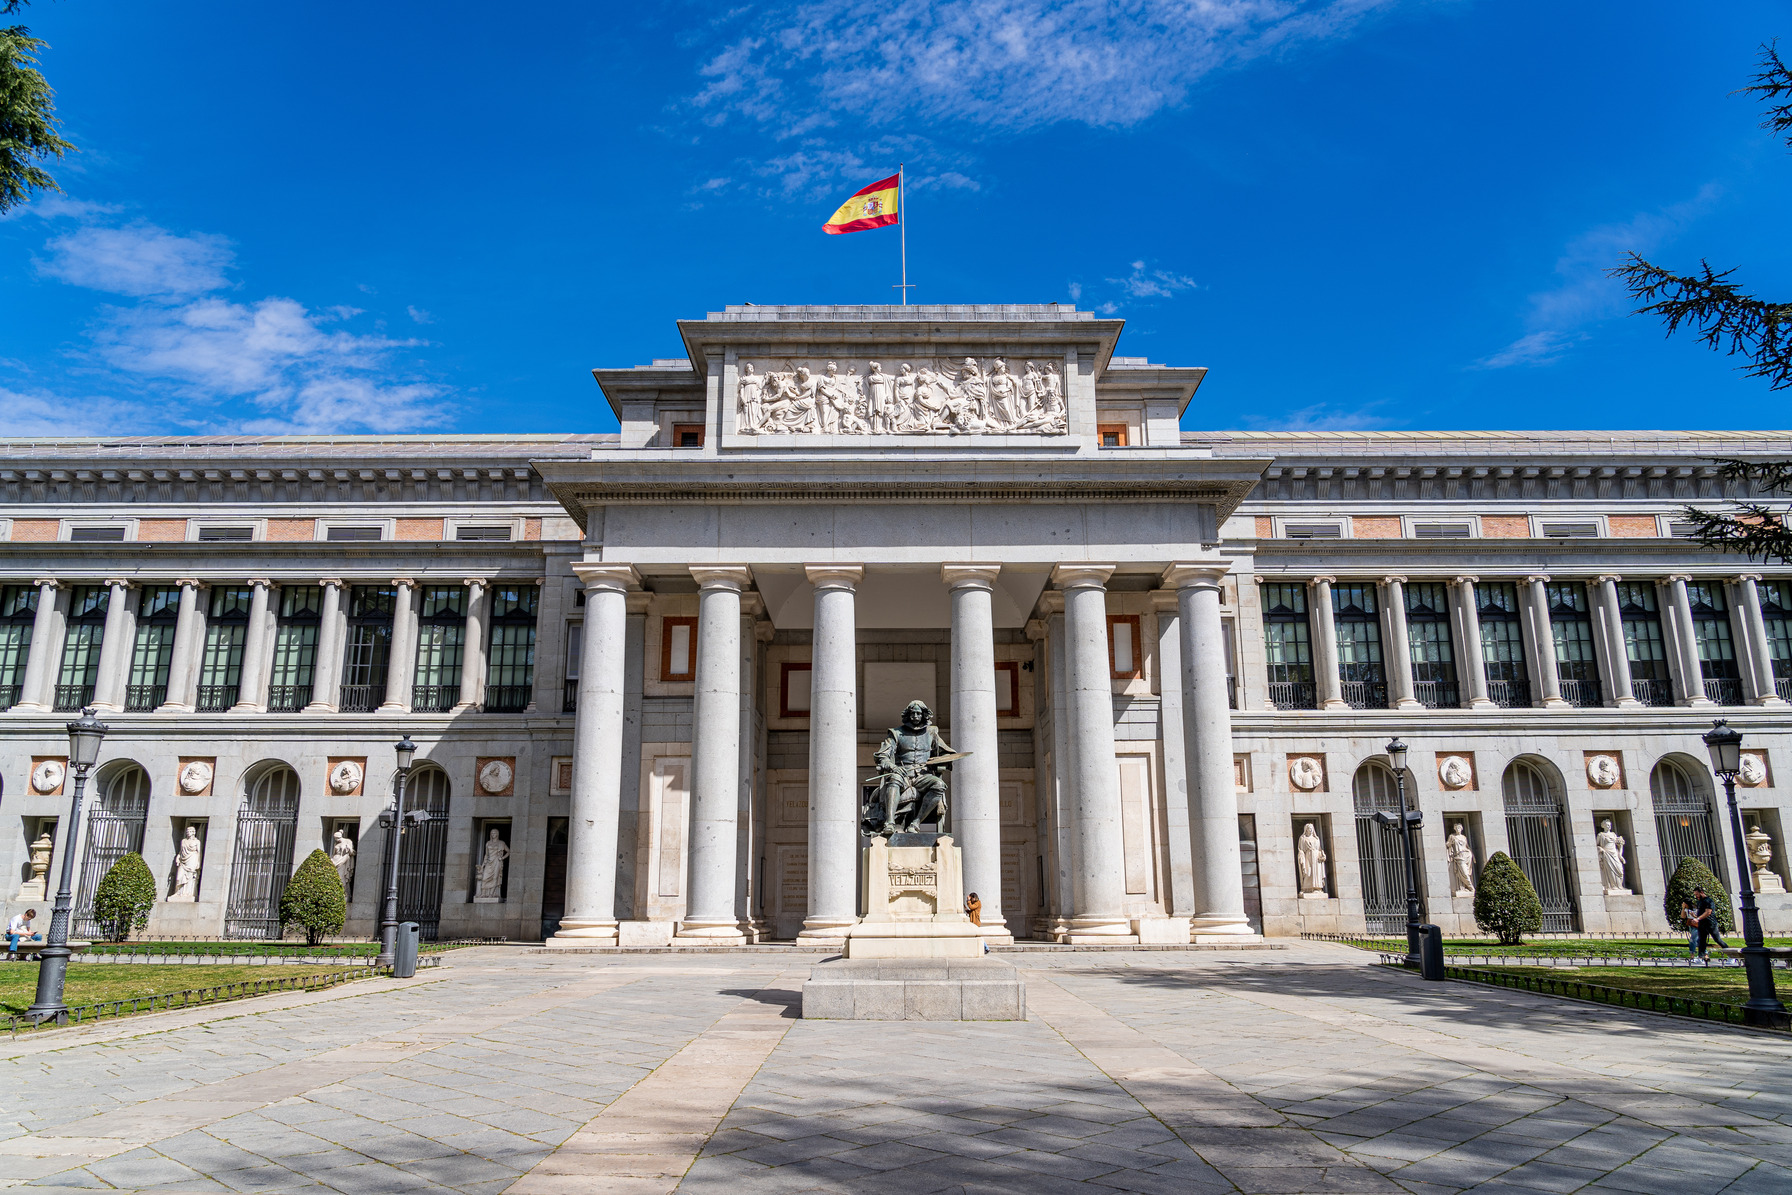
[2, 0, 1790, 437]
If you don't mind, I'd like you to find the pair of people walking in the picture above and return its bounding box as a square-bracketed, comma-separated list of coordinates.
[1682, 885, 1729, 963]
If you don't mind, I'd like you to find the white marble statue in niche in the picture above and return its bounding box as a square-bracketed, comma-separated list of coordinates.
[1596, 819, 1631, 895]
[474, 827, 509, 904]
[736, 356, 1069, 436]
[1297, 822, 1328, 898]
[1748, 824, 1786, 894]
[330, 828, 356, 893]
[168, 825, 203, 902]
[1446, 823, 1476, 897]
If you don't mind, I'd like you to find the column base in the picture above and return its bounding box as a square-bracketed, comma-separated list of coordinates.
[228, 702, 266, 714]
[675, 920, 748, 943]
[545, 919, 618, 947]
[798, 917, 857, 942]
[1467, 699, 1497, 710]
[1541, 698, 1571, 709]
[1753, 696, 1790, 707]
[1191, 913, 1259, 939]
[9, 702, 48, 713]
[303, 701, 339, 713]
[1064, 915, 1137, 945]
[89, 702, 121, 713]
[156, 702, 194, 713]
[1681, 698, 1716, 708]
[1394, 699, 1425, 711]
[976, 923, 1015, 945]
[1612, 698, 1644, 710]
[1321, 699, 1350, 711]
[377, 702, 410, 713]
[451, 701, 479, 713]
[1134, 916, 1190, 945]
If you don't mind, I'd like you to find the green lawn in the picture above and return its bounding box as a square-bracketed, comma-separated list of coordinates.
[1470, 963, 1759, 1007]
[0, 963, 370, 1019]
[81, 939, 479, 960]
[1350, 937, 1792, 961]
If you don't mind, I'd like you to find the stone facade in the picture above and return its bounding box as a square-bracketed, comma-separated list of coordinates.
[0, 303, 1787, 943]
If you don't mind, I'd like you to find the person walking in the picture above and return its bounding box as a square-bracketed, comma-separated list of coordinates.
[1687, 885, 1729, 963]
[6, 908, 40, 958]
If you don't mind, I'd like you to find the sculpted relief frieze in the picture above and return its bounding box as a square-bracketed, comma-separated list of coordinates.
[736, 357, 1068, 436]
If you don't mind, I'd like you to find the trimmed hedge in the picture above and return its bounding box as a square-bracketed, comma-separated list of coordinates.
[280, 849, 347, 946]
[1664, 856, 1736, 935]
[91, 852, 157, 942]
[1473, 851, 1544, 945]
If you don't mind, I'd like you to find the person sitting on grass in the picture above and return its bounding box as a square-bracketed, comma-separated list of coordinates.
[7, 908, 41, 958]
[1686, 885, 1729, 964]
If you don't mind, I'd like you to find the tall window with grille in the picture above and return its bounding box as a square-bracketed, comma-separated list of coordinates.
[197, 586, 252, 711]
[1476, 582, 1530, 708]
[0, 584, 37, 709]
[126, 586, 181, 711]
[1546, 581, 1601, 707]
[1687, 580, 1743, 705]
[1763, 580, 1792, 702]
[1404, 582, 1458, 708]
[1331, 583, 1386, 709]
[1649, 758, 1726, 891]
[412, 585, 466, 712]
[55, 585, 109, 711]
[340, 585, 395, 712]
[1260, 582, 1315, 709]
[484, 583, 538, 712]
[1618, 582, 1672, 705]
[268, 586, 322, 712]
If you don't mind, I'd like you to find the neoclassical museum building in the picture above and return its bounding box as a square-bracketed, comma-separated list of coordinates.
[1, 304, 1789, 945]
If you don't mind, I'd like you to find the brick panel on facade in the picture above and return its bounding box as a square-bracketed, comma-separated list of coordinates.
[1608, 515, 1658, 537]
[397, 517, 445, 541]
[1352, 516, 1402, 538]
[1481, 515, 1530, 537]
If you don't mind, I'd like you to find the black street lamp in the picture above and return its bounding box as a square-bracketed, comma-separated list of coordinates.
[26, 708, 109, 1023]
[1702, 720, 1789, 1029]
[376, 736, 423, 968]
[1375, 737, 1425, 969]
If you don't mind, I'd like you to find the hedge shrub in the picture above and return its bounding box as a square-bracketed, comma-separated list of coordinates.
[91, 852, 157, 941]
[280, 849, 347, 945]
[1664, 856, 1735, 935]
[1473, 851, 1544, 945]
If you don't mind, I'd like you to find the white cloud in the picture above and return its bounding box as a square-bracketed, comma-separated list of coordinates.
[692, 0, 1397, 135]
[1237, 398, 1401, 431]
[1475, 184, 1722, 370]
[406, 305, 434, 324]
[1108, 259, 1198, 299]
[0, 193, 124, 223]
[0, 386, 145, 436]
[38, 223, 234, 298]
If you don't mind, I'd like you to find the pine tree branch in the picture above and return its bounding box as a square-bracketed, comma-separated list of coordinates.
[1677, 501, 1792, 565]
[1608, 254, 1792, 389]
[1739, 40, 1792, 148]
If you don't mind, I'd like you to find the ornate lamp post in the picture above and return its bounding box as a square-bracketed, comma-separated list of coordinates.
[26, 708, 109, 1023]
[1702, 720, 1789, 1029]
[1375, 737, 1425, 969]
[376, 736, 422, 967]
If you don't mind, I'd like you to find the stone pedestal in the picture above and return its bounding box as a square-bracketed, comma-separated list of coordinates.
[801, 959, 1025, 1020]
[845, 835, 984, 959]
[1757, 869, 1788, 896]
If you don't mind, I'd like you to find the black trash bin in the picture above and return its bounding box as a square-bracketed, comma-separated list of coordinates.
[394, 921, 421, 978]
[1419, 923, 1445, 981]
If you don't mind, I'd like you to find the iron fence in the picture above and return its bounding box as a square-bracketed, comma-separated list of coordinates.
[1413, 680, 1458, 709]
[266, 685, 312, 712]
[563, 679, 578, 713]
[1559, 678, 1602, 708]
[124, 684, 165, 712]
[1486, 679, 1532, 709]
[1704, 677, 1745, 706]
[411, 684, 460, 713]
[0, 684, 18, 709]
[6, 966, 384, 1033]
[338, 683, 382, 713]
[53, 684, 93, 712]
[1340, 681, 1388, 710]
[1631, 678, 1673, 706]
[1268, 681, 1316, 710]
[195, 685, 238, 712]
[483, 684, 530, 713]
[1777, 676, 1792, 702]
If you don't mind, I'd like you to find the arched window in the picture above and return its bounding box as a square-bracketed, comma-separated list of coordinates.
[1649, 757, 1726, 890]
[225, 766, 301, 939]
[73, 763, 152, 938]
[1501, 759, 1578, 932]
[1352, 761, 1421, 934]
[382, 766, 451, 940]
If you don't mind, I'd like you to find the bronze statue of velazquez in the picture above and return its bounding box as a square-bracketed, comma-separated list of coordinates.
[861, 700, 967, 836]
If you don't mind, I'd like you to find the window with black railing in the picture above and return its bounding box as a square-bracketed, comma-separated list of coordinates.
[1332, 582, 1387, 709]
[1404, 581, 1459, 708]
[1477, 582, 1531, 708]
[1618, 581, 1673, 705]
[1261, 581, 1315, 709]
[124, 585, 181, 712]
[267, 585, 321, 713]
[54, 585, 109, 712]
[340, 585, 395, 712]
[412, 585, 466, 712]
[1687, 580, 1743, 706]
[483, 583, 538, 712]
[1765, 581, 1792, 702]
[562, 621, 582, 713]
[0, 583, 36, 710]
[1546, 581, 1602, 707]
[197, 585, 252, 712]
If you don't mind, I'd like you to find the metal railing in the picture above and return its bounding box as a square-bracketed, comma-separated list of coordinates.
[1339, 680, 1388, 710]
[1413, 680, 1459, 709]
[266, 685, 312, 712]
[483, 684, 530, 713]
[1704, 677, 1745, 706]
[411, 684, 460, 713]
[195, 685, 238, 712]
[0, 684, 18, 709]
[124, 684, 166, 712]
[338, 683, 382, 713]
[6, 966, 386, 1033]
[1487, 679, 1532, 709]
[1267, 680, 1317, 710]
[1227, 676, 1237, 711]
[563, 679, 578, 713]
[53, 684, 94, 712]
[1558, 678, 1602, 708]
[1630, 677, 1673, 707]
[1778, 675, 1792, 702]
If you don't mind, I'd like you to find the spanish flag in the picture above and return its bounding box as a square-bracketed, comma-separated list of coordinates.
[822, 173, 900, 235]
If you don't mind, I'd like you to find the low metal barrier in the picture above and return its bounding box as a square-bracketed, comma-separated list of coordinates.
[4, 964, 401, 1034]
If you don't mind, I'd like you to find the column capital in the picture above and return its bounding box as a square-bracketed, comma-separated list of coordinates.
[804, 563, 863, 589]
[740, 591, 767, 619]
[1738, 572, 1764, 583]
[941, 562, 1002, 590]
[104, 577, 136, 590]
[1524, 574, 1551, 585]
[1382, 574, 1408, 585]
[1595, 573, 1623, 584]
[176, 577, 204, 589]
[571, 563, 639, 594]
[1033, 590, 1065, 616]
[754, 618, 775, 643]
[1025, 617, 1049, 641]
[391, 576, 418, 590]
[1666, 573, 1693, 584]
[246, 577, 274, 590]
[1051, 562, 1115, 589]
[318, 577, 344, 589]
[32, 577, 60, 591]
[462, 576, 489, 589]
[1149, 590, 1180, 612]
[625, 591, 654, 614]
[691, 565, 752, 591]
[1162, 562, 1228, 590]
[1454, 575, 1480, 586]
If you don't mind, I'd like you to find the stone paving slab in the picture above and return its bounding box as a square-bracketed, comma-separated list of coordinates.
[2, 943, 1790, 1193]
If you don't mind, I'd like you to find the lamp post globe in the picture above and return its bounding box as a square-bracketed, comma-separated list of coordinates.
[377, 737, 419, 968]
[1703, 720, 1788, 1028]
[25, 708, 109, 1023]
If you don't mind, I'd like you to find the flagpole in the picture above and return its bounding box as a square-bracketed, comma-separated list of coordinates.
[899, 162, 907, 306]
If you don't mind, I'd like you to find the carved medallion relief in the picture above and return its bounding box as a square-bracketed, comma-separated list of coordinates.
[736, 356, 1069, 437]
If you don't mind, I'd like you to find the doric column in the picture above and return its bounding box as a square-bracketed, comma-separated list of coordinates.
[455, 577, 488, 712]
[230, 579, 275, 713]
[158, 579, 205, 712]
[679, 565, 750, 942]
[14, 579, 64, 712]
[90, 579, 136, 712]
[306, 579, 345, 712]
[1056, 562, 1135, 943]
[550, 563, 638, 945]
[1736, 575, 1787, 706]
[1665, 574, 1712, 705]
[944, 563, 1010, 943]
[800, 564, 863, 941]
[1151, 592, 1196, 923]
[1380, 576, 1421, 710]
[381, 577, 418, 713]
[737, 604, 770, 939]
[1307, 576, 1346, 709]
[1451, 576, 1495, 709]
[1166, 564, 1255, 938]
[1592, 575, 1638, 707]
[1523, 575, 1568, 708]
[1040, 596, 1077, 935]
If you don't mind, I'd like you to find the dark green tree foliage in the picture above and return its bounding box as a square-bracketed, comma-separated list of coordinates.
[1664, 856, 1736, 935]
[91, 852, 157, 941]
[0, 1, 74, 213]
[280, 849, 347, 946]
[1610, 43, 1792, 563]
[1473, 851, 1544, 946]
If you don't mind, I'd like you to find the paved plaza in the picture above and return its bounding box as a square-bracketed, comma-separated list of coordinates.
[1, 944, 1789, 1194]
